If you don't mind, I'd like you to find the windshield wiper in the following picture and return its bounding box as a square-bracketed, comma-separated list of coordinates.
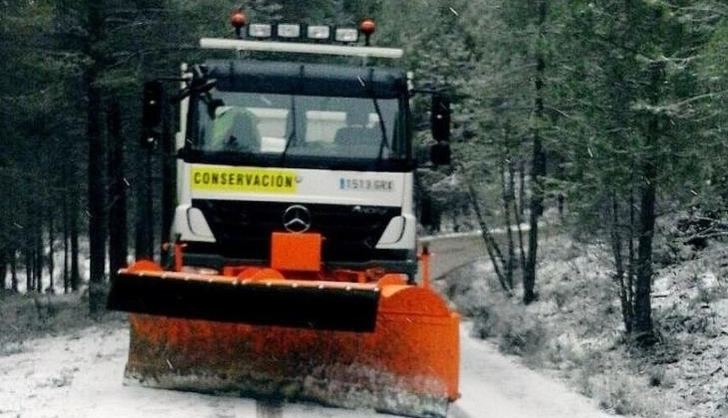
[373, 97, 389, 163]
[279, 94, 297, 164]
[365, 68, 390, 165]
[280, 65, 304, 165]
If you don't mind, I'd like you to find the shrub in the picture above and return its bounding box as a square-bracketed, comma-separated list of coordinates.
[472, 299, 547, 358]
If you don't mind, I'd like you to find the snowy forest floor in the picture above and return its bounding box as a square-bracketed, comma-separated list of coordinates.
[443, 226, 728, 418]
[0, 291, 124, 357]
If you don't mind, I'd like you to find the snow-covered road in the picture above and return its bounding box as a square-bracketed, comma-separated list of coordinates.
[0, 235, 613, 418]
[0, 323, 364, 418]
[0, 322, 612, 418]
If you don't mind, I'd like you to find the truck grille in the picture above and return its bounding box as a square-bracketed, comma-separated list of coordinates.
[191, 200, 401, 263]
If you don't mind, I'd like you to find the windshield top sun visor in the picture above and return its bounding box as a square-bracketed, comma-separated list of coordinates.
[203, 60, 407, 99]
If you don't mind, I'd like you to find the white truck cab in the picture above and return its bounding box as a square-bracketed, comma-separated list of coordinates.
[170, 44, 423, 276]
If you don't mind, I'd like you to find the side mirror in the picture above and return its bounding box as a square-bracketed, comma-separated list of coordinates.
[430, 141, 451, 166]
[431, 94, 451, 142]
[142, 81, 164, 149]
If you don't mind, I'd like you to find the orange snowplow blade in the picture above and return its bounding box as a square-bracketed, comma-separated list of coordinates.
[108, 233, 460, 417]
[124, 288, 459, 418]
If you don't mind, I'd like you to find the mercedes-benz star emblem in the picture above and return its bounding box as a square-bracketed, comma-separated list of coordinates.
[282, 205, 312, 233]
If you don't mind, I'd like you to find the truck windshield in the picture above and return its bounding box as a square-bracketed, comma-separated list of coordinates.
[191, 90, 407, 164]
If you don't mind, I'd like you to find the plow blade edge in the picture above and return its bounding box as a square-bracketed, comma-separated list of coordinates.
[108, 267, 380, 332]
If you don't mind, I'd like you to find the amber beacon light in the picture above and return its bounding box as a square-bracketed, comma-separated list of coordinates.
[359, 18, 376, 46]
[230, 8, 248, 38]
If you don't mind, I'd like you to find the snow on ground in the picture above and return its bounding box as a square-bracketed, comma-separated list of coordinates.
[0, 320, 611, 418]
[0, 324, 371, 418]
[449, 228, 728, 418]
[453, 323, 611, 418]
[0, 233, 615, 418]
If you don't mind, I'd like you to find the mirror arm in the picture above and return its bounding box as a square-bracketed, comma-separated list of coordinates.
[167, 76, 217, 104]
[170, 87, 191, 104]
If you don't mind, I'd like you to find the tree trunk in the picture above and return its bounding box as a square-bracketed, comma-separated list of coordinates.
[134, 53, 155, 261]
[518, 159, 526, 217]
[25, 248, 32, 293]
[87, 69, 107, 314]
[501, 147, 516, 289]
[48, 209, 55, 293]
[107, 98, 128, 278]
[523, 203, 540, 304]
[523, 0, 548, 305]
[627, 182, 635, 319]
[466, 181, 512, 295]
[634, 168, 656, 341]
[86, 0, 108, 316]
[609, 195, 632, 333]
[510, 161, 527, 275]
[70, 190, 81, 292]
[62, 192, 70, 294]
[35, 225, 43, 293]
[10, 251, 18, 293]
[0, 248, 7, 291]
[632, 62, 663, 344]
[64, 137, 80, 293]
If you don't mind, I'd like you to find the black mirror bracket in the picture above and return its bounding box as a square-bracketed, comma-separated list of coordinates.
[429, 141, 451, 166]
[141, 80, 164, 150]
[429, 93, 452, 166]
[140, 72, 216, 150]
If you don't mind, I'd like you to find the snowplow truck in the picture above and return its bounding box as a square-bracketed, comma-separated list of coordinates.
[108, 13, 459, 418]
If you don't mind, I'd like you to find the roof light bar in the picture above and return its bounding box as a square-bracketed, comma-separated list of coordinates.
[335, 28, 359, 43]
[199, 38, 404, 59]
[248, 23, 272, 38]
[307, 25, 331, 40]
[277, 23, 301, 38]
